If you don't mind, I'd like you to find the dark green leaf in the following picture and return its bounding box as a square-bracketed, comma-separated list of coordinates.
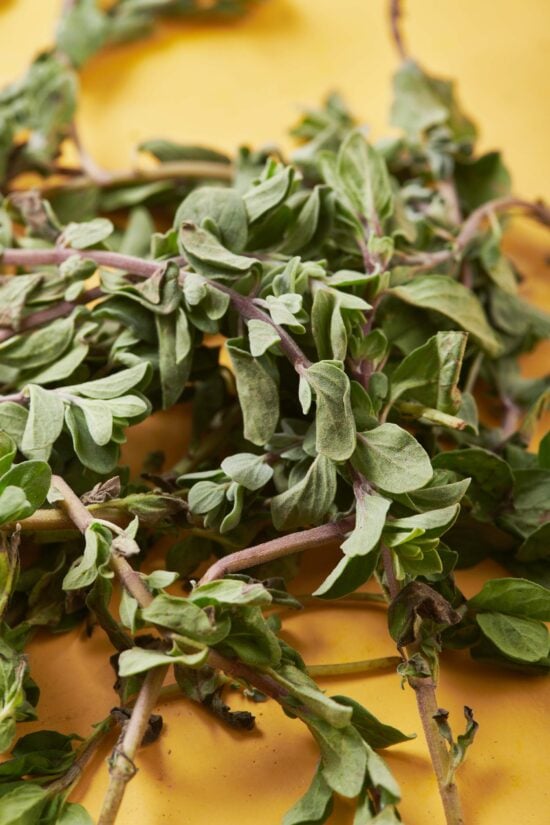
[476, 612, 549, 663]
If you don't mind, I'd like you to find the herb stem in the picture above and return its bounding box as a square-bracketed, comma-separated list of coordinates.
[97, 665, 168, 825]
[0, 287, 103, 344]
[1, 247, 160, 277]
[29, 160, 233, 196]
[51, 475, 94, 532]
[46, 717, 114, 797]
[411, 678, 465, 825]
[199, 517, 354, 584]
[379, 546, 465, 825]
[214, 281, 312, 371]
[389, 0, 408, 61]
[394, 195, 550, 270]
[306, 656, 401, 677]
[464, 350, 484, 395]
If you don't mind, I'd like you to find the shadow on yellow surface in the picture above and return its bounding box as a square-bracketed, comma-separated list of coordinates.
[1, 0, 548, 823]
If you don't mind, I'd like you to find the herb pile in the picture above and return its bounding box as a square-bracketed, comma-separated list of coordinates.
[0, 1, 549, 824]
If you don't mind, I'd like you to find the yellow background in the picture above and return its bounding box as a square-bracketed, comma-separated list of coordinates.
[1, 1, 549, 823]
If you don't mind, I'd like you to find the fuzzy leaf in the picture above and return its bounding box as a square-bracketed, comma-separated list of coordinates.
[226, 338, 279, 446]
[390, 276, 502, 357]
[271, 455, 337, 530]
[221, 453, 273, 491]
[353, 424, 433, 493]
[305, 361, 356, 461]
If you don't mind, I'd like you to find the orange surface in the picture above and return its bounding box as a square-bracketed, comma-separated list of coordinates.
[1, 1, 549, 824]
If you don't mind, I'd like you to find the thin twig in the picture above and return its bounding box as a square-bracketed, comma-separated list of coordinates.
[307, 656, 401, 677]
[69, 123, 113, 186]
[1, 247, 160, 277]
[393, 195, 550, 270]
[199, 517, 354, 584]
[97, 665, 168, 825]
[0, 287, 102, 343]
[389, 0, 408, 61]
[379, 546, 464, 825]
[15, 160, 233, 196]
[46, 718, 114, 797]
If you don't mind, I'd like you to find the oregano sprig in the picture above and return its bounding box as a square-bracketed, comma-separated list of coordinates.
[0, 1, 549, 824]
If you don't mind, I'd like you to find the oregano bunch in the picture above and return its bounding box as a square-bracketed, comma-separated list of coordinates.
[0, 1, 549, 824]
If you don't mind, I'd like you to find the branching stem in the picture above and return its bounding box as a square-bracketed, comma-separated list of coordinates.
[379, 546, 464, 825]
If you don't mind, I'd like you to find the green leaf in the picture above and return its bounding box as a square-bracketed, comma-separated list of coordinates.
[0, 434, 16, 477]
[311, 290, 347, 362]
[62, 524, 110, 590]
[63, 218, 114, 249]
[388, 331, 467, 413]
[336, 130, 393, 225]
[389, 276, 502, 357]
[226, 338, 279, 446]
[0, 461, 51, 521]
[220, 482, 245, 533]
[304, 361, 356, 461]
[282, 764, 333, 825]
[273, 665, 353, 728]
[432, 447, 514, 519]
[476, 612, 549, 663]
[244, 166, 295, 223]
[20, 385, 65, 460]
[401, 474, 471, 512]
[119, 207, 155, 258]
[174, 187, 248, 252]
[24, 343, 88, 386]
[56, 803, 95, 825]
[75, 399, 113, 447]
[332, 696, 414, 749]
[0, 404, 28, 450]
[188, 481, 226, 515]
[516, 523, 550, 562]
[0, 783, 46, 825]
[0, 487, 30, 526]
[353, 424, 433, 494]
[118, 645, 207, 676]
[455, 152, 511, 211]
[55, 0, 109, 67]
[189, 580, 272, 608]
[220, 452, 273, 491]
[387, 505, 460, 540]
[247, 319, 281, 357]
[64, 362, 150, 400]
[271, 455, 337, 530]
[469, 578, 550, 620]
[283, 186, 323, 255]
[0, 317, 75, 370]
[340, 493, 391, 557]
[156, 309, 192, 409]
[313, 553, 380, 600]
[65, 405, 118, 474]
[218, 605, 281, 667]
[139, 140, 230, 164]
[306, 718, 367, 798]
[179, 223, 260, 278]
[141, 594, 230, 644]
[391, 59, 476, 143]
